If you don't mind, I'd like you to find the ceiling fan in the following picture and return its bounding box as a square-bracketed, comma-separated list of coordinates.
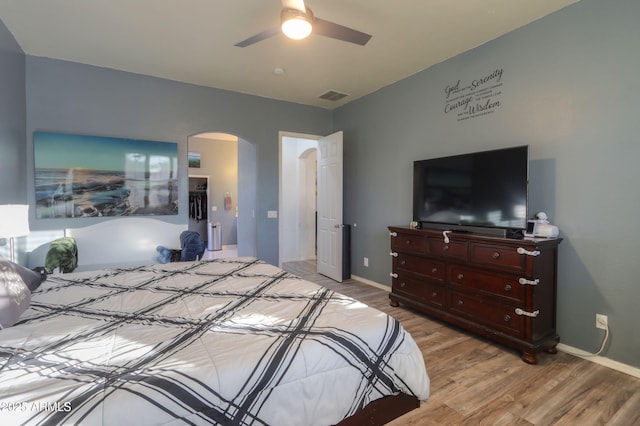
[234, 0, 372, 48]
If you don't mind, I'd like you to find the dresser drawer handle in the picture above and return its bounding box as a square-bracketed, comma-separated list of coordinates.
[400, 260, 406, 266]
[517, 247, 540, 257]
[518, 278, 540, 286]
[515, 308, 540, 317]
[390, 231, 398, 237]
[504, 284, 512, 292]
[390, 273, 398, 278]
[400, 282, 406, 288]
[431, 267, 438, 274]
[457, 273, 464, 280]
[432, 291, 438, 297]
[389, 252, 398, 257]
[405, 239, 412, 245]
[492, 252, 500, 259]
[457, 300, 464, 306]
[443, 245, 449, 251]
[504, 314, 511, 322]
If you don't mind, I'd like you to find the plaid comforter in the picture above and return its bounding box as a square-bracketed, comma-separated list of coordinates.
[0, 257, 429, 425]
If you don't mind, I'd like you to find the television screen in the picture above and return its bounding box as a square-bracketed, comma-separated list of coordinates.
[413, 146, 528, 231]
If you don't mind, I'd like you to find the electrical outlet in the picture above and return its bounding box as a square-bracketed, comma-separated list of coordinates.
[596, 314, 608, 330]
[363, 257, 369, 267]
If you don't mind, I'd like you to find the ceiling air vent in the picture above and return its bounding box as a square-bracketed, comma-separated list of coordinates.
[318, 90, 349, 102]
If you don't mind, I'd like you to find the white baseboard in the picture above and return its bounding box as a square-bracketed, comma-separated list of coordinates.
[350, 274, 390, 292]
[557, 343, 640, 379]
[350, 275, 640, 380]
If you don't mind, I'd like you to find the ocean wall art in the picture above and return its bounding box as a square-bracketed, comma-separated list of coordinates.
[34, 132, 179, 219]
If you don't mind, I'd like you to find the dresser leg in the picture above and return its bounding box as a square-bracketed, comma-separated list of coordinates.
[389, 298, 399, 307]
[521, 351, 538, 365]
[545, 345, 558, 355]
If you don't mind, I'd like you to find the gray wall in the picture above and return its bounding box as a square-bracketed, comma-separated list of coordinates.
[0, 19, 25, 203]
[334, 0, 640, 368]
[23, 56, 333, 266]
[237, 137, 257, 257]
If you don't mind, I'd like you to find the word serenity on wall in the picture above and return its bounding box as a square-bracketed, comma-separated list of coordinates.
[444, 68, 504, 122]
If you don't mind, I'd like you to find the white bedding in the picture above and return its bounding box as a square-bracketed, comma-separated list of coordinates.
[0, 257, 429, 425]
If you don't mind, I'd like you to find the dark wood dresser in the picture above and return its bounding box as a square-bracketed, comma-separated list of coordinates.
[388, 225, 562, 364]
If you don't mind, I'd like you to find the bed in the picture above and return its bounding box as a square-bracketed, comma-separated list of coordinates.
[1, 257, 429, 425]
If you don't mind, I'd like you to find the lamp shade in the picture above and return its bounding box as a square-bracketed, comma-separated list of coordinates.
[0, 204, 30, 238]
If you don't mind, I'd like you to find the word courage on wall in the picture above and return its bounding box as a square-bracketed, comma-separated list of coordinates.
[443, 68, 504, 121]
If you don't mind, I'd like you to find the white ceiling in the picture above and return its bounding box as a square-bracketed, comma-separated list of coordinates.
[0, 0, 578, 109]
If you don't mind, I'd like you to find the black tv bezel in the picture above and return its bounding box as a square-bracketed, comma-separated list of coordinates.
[412, 145, 529, 238]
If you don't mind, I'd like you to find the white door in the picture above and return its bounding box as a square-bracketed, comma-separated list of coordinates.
[317, 131, 344, 281]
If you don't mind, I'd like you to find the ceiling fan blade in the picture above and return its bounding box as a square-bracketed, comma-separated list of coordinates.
[282, 0, 306, 13]
[313, 18, 372, 46]
[234, 26, 280, 47]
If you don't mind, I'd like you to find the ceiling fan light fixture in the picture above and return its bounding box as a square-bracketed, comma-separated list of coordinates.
[281, 7, 313, 40]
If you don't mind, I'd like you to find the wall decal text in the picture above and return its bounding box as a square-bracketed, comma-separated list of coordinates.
[444, 68, 504, 121]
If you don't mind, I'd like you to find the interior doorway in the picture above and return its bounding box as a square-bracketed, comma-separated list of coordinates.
[188, 132, 257, 257]
[279, 133, 319, 265]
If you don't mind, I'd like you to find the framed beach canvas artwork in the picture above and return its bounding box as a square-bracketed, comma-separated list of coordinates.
[34, 132, 179, 219]
[188, 151, 201, 168]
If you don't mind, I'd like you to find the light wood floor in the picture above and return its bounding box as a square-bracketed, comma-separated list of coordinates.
[282, 260, 640, 426]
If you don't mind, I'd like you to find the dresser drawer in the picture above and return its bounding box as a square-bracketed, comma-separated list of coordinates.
[391, 231, 426, 253]
[470, 243, 528, 273]
[395, 253, 445, 281]
[427, 238, 468, 260]
[449, 265, 524, 303]
[393, 273, 445, 308]
[448, 291, 525, 338]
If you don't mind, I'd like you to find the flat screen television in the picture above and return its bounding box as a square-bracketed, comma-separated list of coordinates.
[413, 145, 529, 237]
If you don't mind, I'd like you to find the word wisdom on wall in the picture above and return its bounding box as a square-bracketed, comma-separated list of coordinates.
[444, 68, 504, 122]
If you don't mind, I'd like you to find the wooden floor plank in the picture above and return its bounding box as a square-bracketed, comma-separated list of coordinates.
[283, 260, 640, 425]
[608, 388, 640, 425]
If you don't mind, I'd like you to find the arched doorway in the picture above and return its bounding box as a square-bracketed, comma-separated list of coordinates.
[188, 132, 257, 257]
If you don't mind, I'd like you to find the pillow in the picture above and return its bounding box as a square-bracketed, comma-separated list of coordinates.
[14, 262, 46, 292]
[180, 231, 205, 261]
[156, 246, 182, 263]
[0, 258, 31, 329]
[156, 245, 171, 264]
[44, 237, 78, 273]
[0, 255, 46, 292]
